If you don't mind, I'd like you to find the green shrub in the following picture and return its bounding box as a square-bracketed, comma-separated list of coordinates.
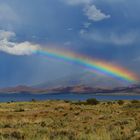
[11, 131, 23, 139]
[73, 101, 86, 105]
[64, 100, 71, 103]
[107, 101, 112, 105]
[86, 98, 99, 105]
[118, 100, 124, 105]
[131, 100, 139, 104]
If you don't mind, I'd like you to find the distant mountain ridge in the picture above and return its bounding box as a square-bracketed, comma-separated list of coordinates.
[0, 84, 140, 94]
[0, 72, 139, 94]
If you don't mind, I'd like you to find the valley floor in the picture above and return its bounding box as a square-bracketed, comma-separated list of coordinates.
[0, 99, 140, 140]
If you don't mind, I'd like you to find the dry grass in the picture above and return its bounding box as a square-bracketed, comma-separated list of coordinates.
[0, 99, 139, 140]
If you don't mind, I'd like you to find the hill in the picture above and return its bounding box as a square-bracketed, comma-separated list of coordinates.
[0, 84, 140, 94]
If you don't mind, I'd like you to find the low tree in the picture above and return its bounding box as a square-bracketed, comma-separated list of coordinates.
[86, 98, 99, 105]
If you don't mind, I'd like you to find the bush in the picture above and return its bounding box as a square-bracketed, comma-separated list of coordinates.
[107, 101, 113, 105]
[131, 100, 139, 104]
[86, 98, 99, 105]
[64, 100, 70, 103]
[11, 131, 23, 139]
[118, 100, 124, 105]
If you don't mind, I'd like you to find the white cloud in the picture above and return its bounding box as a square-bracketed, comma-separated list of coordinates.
[0, 30, 15, 40]
[79, 29, 87, 35]
[84, 5, 110, 21]
[83, 22, 91, 28]
[62, 0, 110, 22]
[80, 30, 138, 45]
[0, 30, 39, 55]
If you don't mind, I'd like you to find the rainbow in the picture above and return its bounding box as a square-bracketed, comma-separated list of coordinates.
[33, 47, 138, 82]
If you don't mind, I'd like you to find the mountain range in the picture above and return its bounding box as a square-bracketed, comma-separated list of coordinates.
[0, 72, 139, 94]
[0, 84, 140, 94]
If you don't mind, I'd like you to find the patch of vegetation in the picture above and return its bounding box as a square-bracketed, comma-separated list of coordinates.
[86, 98, 99, 105]
[73, 101, 86, 105]
[14, 108, 25, 112]
[118, 100, 125, 105]
[131, 100, 139, 104]
[73, 98, 100, 105]
[107, 101, 113, 105]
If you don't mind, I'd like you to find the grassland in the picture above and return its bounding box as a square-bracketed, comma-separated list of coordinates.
[0, 99, 139, 140]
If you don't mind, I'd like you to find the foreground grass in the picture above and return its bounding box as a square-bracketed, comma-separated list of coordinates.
[0, 99, 139, 140]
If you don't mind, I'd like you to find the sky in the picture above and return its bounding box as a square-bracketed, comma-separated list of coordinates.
[0, 0, 140, 87]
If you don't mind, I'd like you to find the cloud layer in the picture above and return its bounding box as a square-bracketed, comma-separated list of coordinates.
[84, 5, 110, 21]
[80, 29, 138, 45]
[62, 0, 110, 21]
[0, 30, 39, 55]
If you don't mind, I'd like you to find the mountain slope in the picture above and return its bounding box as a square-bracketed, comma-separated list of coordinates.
[0, 84, 140, 94]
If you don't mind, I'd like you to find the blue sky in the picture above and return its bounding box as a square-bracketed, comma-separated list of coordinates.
[0, 0, 139, 87]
